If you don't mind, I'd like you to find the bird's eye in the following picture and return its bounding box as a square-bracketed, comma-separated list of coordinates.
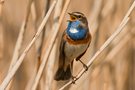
[78, 15, 82, 18]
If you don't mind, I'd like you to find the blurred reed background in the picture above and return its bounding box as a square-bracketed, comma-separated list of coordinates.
[0, 0, 135, 90]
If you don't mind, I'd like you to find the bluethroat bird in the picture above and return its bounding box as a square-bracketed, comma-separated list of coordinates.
[54, 12, 91, 81]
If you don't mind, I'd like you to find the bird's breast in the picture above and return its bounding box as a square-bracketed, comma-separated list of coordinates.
[64, 42, 89, 60]
[67, 27, 87, 40]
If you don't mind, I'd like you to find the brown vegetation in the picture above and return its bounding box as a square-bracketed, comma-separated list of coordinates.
[0, 0, 135, 90]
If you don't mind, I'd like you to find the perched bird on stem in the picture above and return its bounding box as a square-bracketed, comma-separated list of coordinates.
[54, 12, 91, 81]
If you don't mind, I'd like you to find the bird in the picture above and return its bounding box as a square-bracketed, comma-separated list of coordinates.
[54, 12, 92, 81]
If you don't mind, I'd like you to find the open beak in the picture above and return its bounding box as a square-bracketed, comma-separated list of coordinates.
[67, 12, 77, 22]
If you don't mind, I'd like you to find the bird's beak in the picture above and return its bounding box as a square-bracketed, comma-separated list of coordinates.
[67, 12, 77, 22]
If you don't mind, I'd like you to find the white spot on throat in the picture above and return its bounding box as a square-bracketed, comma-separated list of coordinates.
[69, 28, 79, 33]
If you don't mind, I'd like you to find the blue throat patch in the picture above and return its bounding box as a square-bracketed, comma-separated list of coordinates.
[66, 20, 87, 40]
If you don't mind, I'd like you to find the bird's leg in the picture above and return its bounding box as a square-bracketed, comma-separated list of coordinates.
[70, 60, 77, 84]
[75, 52, 88, 71]
[75, 59, 88, 71]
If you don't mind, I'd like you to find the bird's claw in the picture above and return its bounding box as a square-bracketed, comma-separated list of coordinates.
[71, 75, 77, 84]
[83, 64, 88, 71]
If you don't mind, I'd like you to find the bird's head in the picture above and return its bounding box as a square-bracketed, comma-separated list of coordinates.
[66, 12, 89, 40]
[67, 12, 88, 26]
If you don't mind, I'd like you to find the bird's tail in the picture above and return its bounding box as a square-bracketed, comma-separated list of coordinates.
[54, 65, 72, 81]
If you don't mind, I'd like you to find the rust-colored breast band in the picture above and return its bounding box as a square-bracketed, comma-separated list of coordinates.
[64, 33, 91, 45]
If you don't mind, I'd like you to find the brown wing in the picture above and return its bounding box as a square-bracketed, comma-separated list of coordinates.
[58, 31, 66, 68]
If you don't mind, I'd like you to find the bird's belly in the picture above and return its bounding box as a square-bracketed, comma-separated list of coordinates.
[64, 42, 89, 60]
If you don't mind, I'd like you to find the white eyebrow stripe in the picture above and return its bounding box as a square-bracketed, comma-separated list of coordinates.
[72, 12, 84, 16]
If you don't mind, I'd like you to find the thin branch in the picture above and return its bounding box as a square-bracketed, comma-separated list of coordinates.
[6, 0, 34, 89]
[36, 0, 51, 89]
[59, 17, 129, 90]
[8, 23, 25, 72]
[44, 0, 63, 90]
[88, 0, 103, 35]
[35, 0, 51, 59]
[0, 0, 57, 89]
[6, 22, 25, 90]
[8, 0, 34, 75]
[31, 0, 71, 90]
[81, 29, 132, 90]
[105, 33, 132, 62]
[59, 1, 135, 89]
